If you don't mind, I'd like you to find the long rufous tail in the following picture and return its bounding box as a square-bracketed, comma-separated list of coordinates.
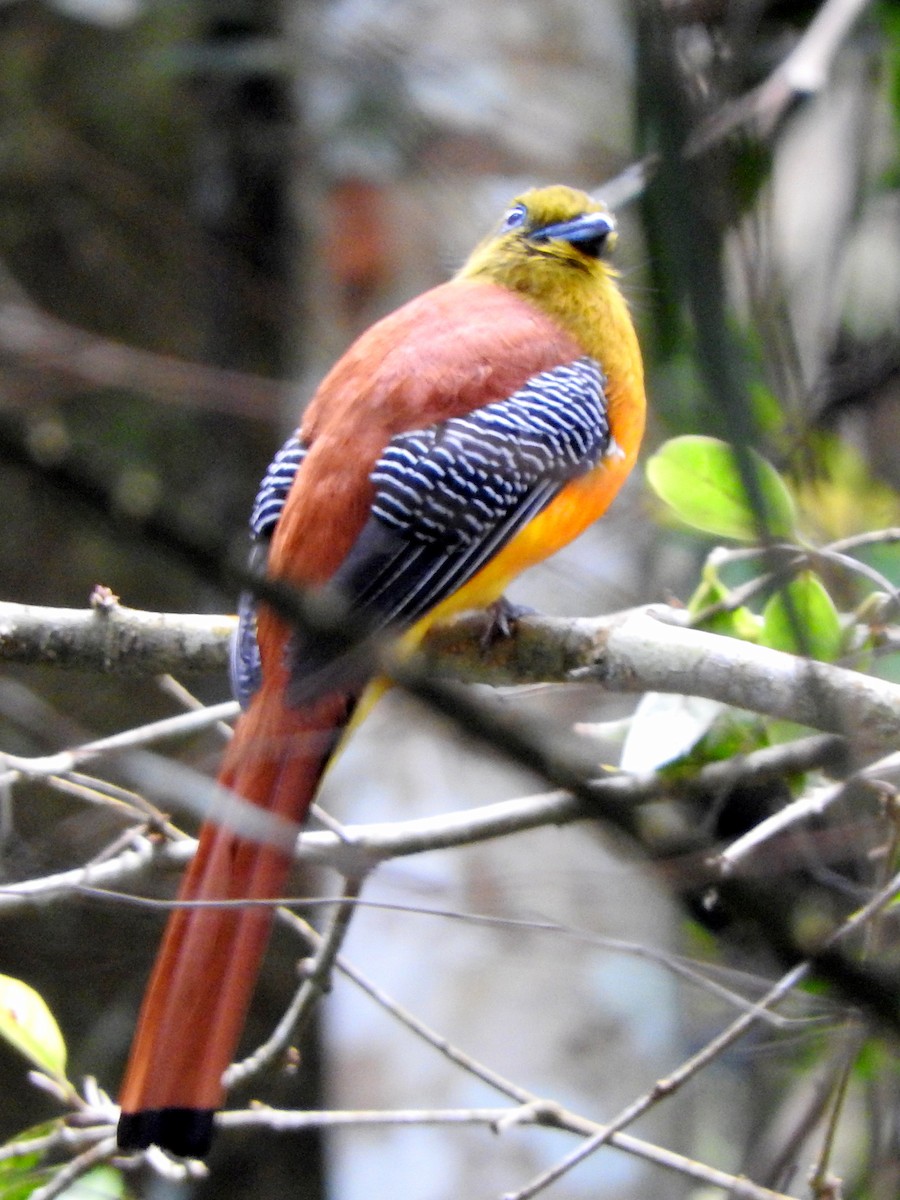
[117, 688, 355, 1158]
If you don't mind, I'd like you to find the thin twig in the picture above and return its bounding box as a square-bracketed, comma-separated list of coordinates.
[0, 700, 238, 783]
[26, 1135, 117, 1200]
[0, 1125, 107, 1163]
[503, 865, 900, 1200]
[40, 773, 157, 824]
[224, 877, 365, 1089]
[213, 1105, 798, 1200]
[277, 907, 535, 1105]
[157, 674, 236, 741]
[809, 801, 900, 1192]
[0, 733, 849, 911]
[269, 916, 806, 1200]
[827, 529, 900, 555]
[808, 547, 900, 609]
[0, 836, 192, 910]
[807, 1030, 862, 1197]
[717, 747, 900, 874]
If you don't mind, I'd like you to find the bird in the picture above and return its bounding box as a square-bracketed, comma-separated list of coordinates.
[116, 184, 646, 1159]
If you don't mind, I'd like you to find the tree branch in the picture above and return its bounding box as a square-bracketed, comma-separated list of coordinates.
[0, 597, 234, 676]
[0, 272, 287, 420]
[213, 1105, 800, 1200]
[3, 599, 899, 752]
[602, 0, 874, 209]
[0, 731, 851, 914]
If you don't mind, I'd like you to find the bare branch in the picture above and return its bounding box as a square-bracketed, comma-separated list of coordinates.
[505, 863, 900, 1200]
[0, 291, 287, 420]
[212, 1105, 798, 1200]
[602, 0, 874, 209]
[426, 607, 900, 752]
[0, 599, 235, 676]
[4, 600, 900, 754]
[716, 747, 900, 874]
[26, 1136, 117, 1200]
[687, 0, 875, 151]
[0, 1124, 108, 1164]
[0, 836, 192, 911]
[224, 878, 364, 1090]
[0, 702, 238, 784]
[0, 731, 854, 911]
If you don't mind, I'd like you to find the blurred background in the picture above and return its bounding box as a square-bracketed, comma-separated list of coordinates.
[0, 1, 898, 1198]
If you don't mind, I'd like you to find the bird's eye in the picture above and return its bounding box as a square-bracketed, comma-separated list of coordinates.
[501, 204, 528, 231]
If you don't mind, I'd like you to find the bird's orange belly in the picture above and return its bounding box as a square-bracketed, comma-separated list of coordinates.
[412, 451, 634, 637]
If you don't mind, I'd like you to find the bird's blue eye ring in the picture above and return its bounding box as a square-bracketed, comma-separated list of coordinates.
[501, 204, 528, 231]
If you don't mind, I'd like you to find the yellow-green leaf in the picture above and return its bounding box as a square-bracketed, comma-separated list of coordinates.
[761, 572, 843, 662]
[646, 435, 796, 541]
[0, 975, 67, 1081]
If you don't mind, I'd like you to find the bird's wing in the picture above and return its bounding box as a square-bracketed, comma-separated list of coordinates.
[230, 434, 308, 707]
[287, 356, 610, 700]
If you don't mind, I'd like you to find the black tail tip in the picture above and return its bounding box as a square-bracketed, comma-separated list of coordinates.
[117, 1108, 215, 1159]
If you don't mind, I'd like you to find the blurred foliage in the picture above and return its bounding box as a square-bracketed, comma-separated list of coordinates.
[877, 0, 900, 185]
[0, 3, 199, 344]
[0, 1119, 68, 1200]
[637, 430, 893, 776]
[0, 5, 321, 1199]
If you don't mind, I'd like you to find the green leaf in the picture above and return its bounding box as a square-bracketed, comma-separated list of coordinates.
[687, 565, 762, 642]
[646, 436, 796, 541]
[0, 1126, 124, 1200]
[0, 1128, 46, 1179]
[761, 572, 843, 662]
[0, 1169, 47, 1200]
[0, 1121, 61, 1200]
[0, 975, 67, 1081]
[58, 1166, 125, 1200]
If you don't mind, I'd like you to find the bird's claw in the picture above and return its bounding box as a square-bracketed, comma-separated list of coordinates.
[480, 596, 535, 649]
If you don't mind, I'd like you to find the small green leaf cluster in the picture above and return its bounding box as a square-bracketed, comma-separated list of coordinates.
[0, 976, 125, 1199]
[625, 436, 898, 775]
[647, 436, 851, 661]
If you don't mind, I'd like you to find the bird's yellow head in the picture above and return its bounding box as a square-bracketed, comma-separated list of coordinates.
[456, 184, 639, 402]
[458, 185, 619, 294]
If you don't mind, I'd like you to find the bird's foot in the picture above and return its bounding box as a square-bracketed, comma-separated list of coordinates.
[480, 596, 535, 650]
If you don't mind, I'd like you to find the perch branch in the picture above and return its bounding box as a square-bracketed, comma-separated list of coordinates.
[3, 600, 899, 751]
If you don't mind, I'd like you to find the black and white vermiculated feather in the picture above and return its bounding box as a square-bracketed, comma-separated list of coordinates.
[333, 355, 610, 621]
[232, 357, 611, 708]
[230, 434, 307, 708]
